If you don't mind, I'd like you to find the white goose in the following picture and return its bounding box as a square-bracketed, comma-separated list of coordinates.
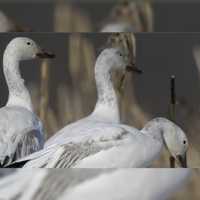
[0, 168, 191, 200]
[8, 48, 188, 168]
[0, 37, 55, 166]
[45, 47, 141, 147]
[12, 117, 187, 168]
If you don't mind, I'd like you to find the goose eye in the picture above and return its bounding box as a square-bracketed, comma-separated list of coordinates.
[27, 42, 31, 45]
[183, 140, 186, 144]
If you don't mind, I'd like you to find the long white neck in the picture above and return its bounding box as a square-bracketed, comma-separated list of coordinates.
[3, 52, 33, 111]
[91, 58, 120, 123]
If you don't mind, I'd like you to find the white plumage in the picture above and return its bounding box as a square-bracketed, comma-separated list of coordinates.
[8, 47, 188, 168]
[9, 117, 188, 168]
[0, 37, 54, 166]
[0, 169, 191, 200]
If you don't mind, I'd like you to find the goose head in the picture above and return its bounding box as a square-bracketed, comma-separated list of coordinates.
[143, 118, 188, 168]
[96, 47, 142, 74]
[4, 37, 55, 61]
[161, 119, 188, 168]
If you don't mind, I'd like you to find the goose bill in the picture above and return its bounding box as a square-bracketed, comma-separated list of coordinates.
[177, 153, 187, 168]
[36, 50, 55, 59]
[126, 64, 143, 74]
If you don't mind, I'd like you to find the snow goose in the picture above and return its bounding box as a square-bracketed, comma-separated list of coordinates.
[0, 37, 55, 166]
[0, 168, 191, 200]
[8, 117, 188, 168]
[45, 47, 142, 147]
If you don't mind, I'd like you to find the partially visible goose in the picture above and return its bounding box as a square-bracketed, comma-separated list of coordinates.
[0, 37, 55, 166]
[60, 169, 191, 200]
[0, 168, 191, 200]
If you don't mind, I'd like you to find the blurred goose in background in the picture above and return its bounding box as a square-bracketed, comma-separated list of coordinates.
[0, 10, 31, 32]
[0, 168, 191, 200]
[101, 0, 153, 32]
[0, 37, 55, 166]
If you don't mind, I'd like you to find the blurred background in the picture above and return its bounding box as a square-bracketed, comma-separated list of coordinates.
[1, 0, 200, 32]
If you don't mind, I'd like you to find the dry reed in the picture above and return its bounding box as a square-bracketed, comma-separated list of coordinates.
[39, 60, 49, 128]
[102, 0, 153, 32]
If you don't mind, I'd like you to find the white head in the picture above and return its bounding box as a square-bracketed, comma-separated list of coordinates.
[96, 47, 142, 74]
[163, 120, 188, 168]
[3, 37, 55, 62]
[143, 118, 188, 167]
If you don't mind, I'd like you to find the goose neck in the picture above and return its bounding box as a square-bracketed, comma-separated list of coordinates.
[92, 60, 120, 123]
[3, 53, 33, 111]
